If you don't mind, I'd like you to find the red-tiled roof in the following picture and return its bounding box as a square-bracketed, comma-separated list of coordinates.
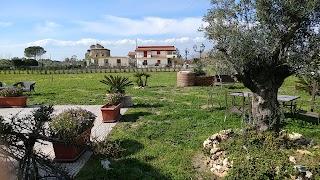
[128, 52, 136, 56]
[136, 46, 176, 51]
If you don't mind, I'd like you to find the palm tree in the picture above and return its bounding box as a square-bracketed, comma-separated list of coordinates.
[100, 75, 133, 94]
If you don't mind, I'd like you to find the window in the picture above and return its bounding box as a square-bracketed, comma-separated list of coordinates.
[157, 50, 160, 54]
[104, 59, 108, 63]
[157, 60, 161, 64]
[144, 51, 147, 57]
[117, 59, 121, 64]
[143, 60, 148, 65]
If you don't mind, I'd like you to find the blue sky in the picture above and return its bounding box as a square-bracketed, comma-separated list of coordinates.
[0, 0, 212, 61]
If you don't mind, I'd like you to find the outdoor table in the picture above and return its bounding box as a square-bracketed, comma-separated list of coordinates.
[229, 92, 300, 115]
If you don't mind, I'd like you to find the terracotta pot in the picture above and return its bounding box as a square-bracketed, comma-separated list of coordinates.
[195, 76, 214, 86]
[52, 127, 92, 162]
[0, 96, 28, 107]
[177, 71, 196, 87]
[101, 102, 122, 122]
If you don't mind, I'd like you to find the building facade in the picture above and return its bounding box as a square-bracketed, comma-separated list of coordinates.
[85, 44, 130, 67]
[135, 46, 177, 68]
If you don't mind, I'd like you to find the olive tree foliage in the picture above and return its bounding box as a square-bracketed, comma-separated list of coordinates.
[24, 46, 46, 60]
[201, 0, 320, 132]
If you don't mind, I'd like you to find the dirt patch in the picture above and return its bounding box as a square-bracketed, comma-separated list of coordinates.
[191, 152, 215, 180]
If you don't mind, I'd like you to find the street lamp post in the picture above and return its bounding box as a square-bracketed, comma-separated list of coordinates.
[193, 43, 205, 60]
[184, 48, 189, 62]
[184, 48, 189, 69]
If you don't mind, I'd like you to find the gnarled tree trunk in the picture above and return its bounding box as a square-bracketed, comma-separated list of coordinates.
[237, 66, 289, 133]
[251, 87, 280, 133]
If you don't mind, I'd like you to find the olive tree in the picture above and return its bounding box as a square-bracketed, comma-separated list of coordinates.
[201, 0, 320, 132]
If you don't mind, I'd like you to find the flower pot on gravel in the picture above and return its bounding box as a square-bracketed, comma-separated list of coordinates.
[50, 108, 96, 162]
[52, 127, 92, 162]
[0, 88, 27, 107]
[101, 102, 122, 123]
[101, 93, 125, 122]
[0, 96, 28, 107]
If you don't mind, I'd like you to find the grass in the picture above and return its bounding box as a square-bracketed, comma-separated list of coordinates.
[1, 72, 319, 179]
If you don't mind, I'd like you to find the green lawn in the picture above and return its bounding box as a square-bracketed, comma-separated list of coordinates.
[1, 72, 319, 179]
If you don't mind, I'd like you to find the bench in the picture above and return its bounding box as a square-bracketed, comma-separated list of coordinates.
[214, 75, 237, 86]
[296, 100, 320, 124]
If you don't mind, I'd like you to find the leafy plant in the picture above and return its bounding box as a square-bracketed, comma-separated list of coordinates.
[100, 75, 133, 94]
[94, 140, 123, 158]
[193, 58, 206, 76]
[104, 93, 125, 106]
[50, 108, 96, 141]
[0, 88, 23, 97]
[134, 72, 151, 87]
[296, 76, 315, 95]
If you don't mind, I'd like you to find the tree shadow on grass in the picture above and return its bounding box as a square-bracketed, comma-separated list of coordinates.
[121, 111, 153, 122]
[107, 158, 171, 180]
[77, 139, 170, 180]
[132, 103, 164, 108]
[119, 139, 144, 157]
[283, 113, 320, 126]
[30, 92, 55, 96]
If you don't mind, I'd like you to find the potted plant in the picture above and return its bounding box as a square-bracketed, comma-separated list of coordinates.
[0, 87, 27, 107]
[49, 108, 96, 162]
[193, 58, 214, 86]
[100, 93, 125, 122]
[100, 75, 133, 108]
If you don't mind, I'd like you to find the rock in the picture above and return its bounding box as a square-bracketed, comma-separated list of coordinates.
[297, 149, 312, 155]
[310, 140, 317, 146]
[210, 148, 221, 154]
[306, 171, 313, 179]
[275, 166, 280, 174]
[279, 130, 287, 137]
[210, 154, 218, 160]
[101, 159, 111, 170]
[289, 175, 296, 180]
[215, 150, 225, 157]
[289, 156, 296, 164]
[209, 133, 219, 141]
[219, 129, 234, 136]
[218, 166, 229, 173]
[203, 139, 212, 148]
[212, 164, 222, 171]
[288, 132, 303, 141]
[222, 158, 230, 167]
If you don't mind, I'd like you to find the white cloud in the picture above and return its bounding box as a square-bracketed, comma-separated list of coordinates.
[26, 37, 207, 47]
[74, 15, 207, 36]
[0, 22, 12, 27]
[34, 21, 61, 33]
[2, 37, 211, 60]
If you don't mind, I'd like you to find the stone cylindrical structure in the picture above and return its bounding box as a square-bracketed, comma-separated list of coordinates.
[177, 71, 196, 87]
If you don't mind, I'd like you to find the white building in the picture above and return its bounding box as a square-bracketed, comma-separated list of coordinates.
[135, 46, 177, 68]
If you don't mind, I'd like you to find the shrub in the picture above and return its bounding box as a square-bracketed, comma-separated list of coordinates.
[0, 88, 23, 97]
[105, 93, 125, 106]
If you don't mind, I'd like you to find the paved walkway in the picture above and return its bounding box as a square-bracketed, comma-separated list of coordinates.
[0, 105, 128, 177]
